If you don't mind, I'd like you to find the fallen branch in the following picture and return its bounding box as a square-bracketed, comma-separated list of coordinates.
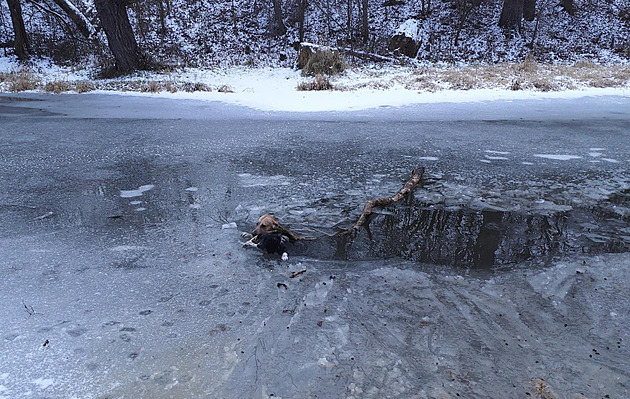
[338, 166, 425, 236]
[300, 42, 398, 63]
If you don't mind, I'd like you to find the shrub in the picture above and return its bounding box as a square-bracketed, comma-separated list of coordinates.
[217, 84, 234, 93]
[7, 69, 39, 92]
[302, 49, 346, 77]
[181, 82, 212, 92]
[74, 81, 95, 93]
[140, 81, 161, 93]
[44, 80, 71, 94]
[297, 74, 333, 91]
[164, 81, 177, 93]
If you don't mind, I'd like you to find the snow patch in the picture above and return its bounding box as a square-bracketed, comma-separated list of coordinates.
[92, 67, 630, 113]
[32, 378, 54, 390]
[120, 184, 155, 198]
[395, 19, 420, 41]
[533, 154, 582, 161]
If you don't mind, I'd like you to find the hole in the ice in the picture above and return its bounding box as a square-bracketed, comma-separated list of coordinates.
[279, 196, 630, 268]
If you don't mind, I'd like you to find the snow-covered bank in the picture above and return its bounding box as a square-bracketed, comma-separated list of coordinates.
[1, 57, 629, 112]
[121, 81, 630, 113]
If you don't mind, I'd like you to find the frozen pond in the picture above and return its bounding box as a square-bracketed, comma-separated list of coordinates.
[1, 93, 629, 398]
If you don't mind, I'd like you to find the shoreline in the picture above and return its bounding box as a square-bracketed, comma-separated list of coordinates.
[1, 57, 629, 112]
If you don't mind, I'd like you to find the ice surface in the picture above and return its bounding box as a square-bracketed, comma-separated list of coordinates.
[0, 94, 629, 399]
[485, 155, 509, 160]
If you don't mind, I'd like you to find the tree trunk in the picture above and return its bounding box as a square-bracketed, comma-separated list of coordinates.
[498, 0, 524, 32]
[561, 0, 574, 15]
[94, 0, 142, 73]
[157, 0, 167, 36]
[271, 0, 287, 35]
[523, 0, 535, 21]
[361, 0, 368, 43]
[51, 0, 97, 39]
[6, 0, 29, 60]
[297, 0, 307, 42]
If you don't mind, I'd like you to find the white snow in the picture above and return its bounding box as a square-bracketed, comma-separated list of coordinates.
[395, 19, 420, 41]
[119, 184, 155, 198]
[601, 158, 620, 163]
[31, 378, 54, 390]
[1, 59, 629, 112]
[221, 222, 238, 229]
[485, 150, 510, 155]
[533, 154, 583, 161]
[127, 76, 630, 112]
[418, 156, 439, 161]
[185, 187, 198, 191]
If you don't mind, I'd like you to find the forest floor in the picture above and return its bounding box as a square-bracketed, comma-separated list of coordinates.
[1, 56, 629, 112]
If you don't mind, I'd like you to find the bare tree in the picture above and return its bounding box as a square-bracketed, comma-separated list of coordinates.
[420, 0, 431, 15]
[297, 0, 308, 42]
[454, 0, 481, 47]
[498, 0, 524, 32]
[561, 0, 573, 15]
[94, 0, 143, 73]
[523, 0, 535, 21]
[50, 0, 97, 39]
[271, 0, 287, 35]
[361, 0, 368, 42]
[6, 0, 30, 60]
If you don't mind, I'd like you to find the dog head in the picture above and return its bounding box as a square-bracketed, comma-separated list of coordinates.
[254, 214, 281, 236]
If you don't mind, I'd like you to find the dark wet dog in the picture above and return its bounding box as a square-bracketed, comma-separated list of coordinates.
[256, 232, 288, 255]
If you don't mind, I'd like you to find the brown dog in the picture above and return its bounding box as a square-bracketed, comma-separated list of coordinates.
[253, 214, 281, 236]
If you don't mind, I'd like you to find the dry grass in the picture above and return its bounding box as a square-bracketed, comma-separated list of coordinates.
[74, 81, 95, 93]
[164, 81, 177, 93]
[217, 84, 234, 93]
[1, 61, 627, 96]
[140, 80, 161, 93]
[393, 61, 630, 93]
[297, 74, 333, 91]
[44, 80, 71, 94]
[302, 49, 346, 77]
[4, 69, 40, 92]
[530, 378, 558, 399]
[180, 82, 211, 92]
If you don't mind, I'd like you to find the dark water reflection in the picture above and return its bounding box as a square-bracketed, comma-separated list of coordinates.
[291, 193, 630, 268]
